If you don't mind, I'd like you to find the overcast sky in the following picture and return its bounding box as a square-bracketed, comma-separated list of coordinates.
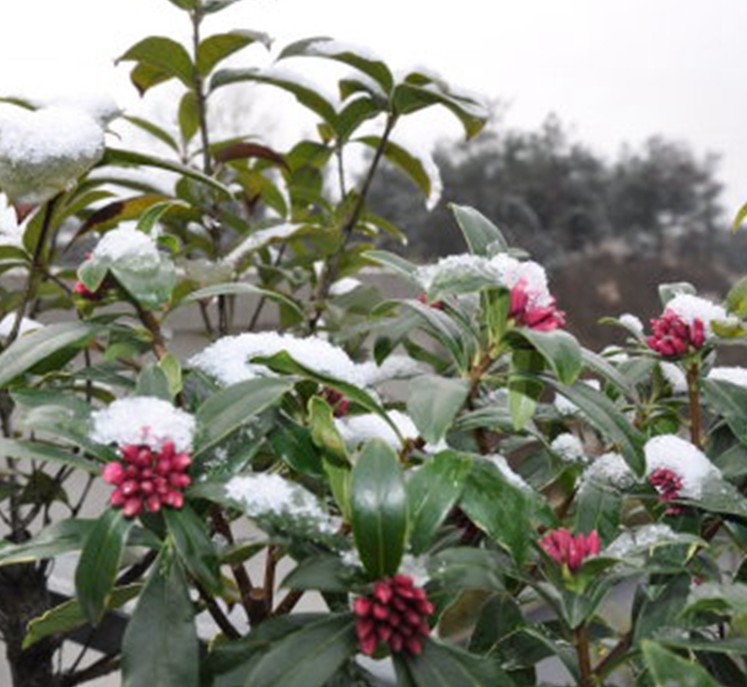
[2, 0, 746, 216]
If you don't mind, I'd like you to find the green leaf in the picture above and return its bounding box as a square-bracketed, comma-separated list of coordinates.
[194, 377, 294, 456]
[268, 417, 323, 476]
[356, 135, 432, 200]
[308, 396, 348, 463]
[392, 80, 487, 139]
[164, 505, 222, 596]
[351, 439, 408, 578]
[428, 548, 507, 594]
[258, 351, 398, 434]
[178, 90, 200, 143]
[363, 249, 420, 284]
[703, 378, 747, 446]
[24, 584, 142, 649]
[197, 30, 271, 76]
[508, 349, 544, 431]
[400, 300, 470, 372]
[118, 36, 195, 92]
[658, 281, 696, 306]
[211, 68, 337, 126]
[75, 509, 133, 625]
[0, 322, 99, 388]
[406, 375, 470, 445]
[460, 458, 534, 564]
[733, 202, 747, 232]
[547, 377, 645, 476]
[508, 329, 583, 386]
[0, 519, 95, 566]
[279, 37, 393, 94]
[726, 275, 747, 318]
[449, 204, 508, 255]
[102, 148, 232, 198]
[244, 613, 357, 687]
[574, 482, 620, 543]
[122, 552, 199, 687]
[74, 194, 173, 239]
[408, 450, 472, 554]
[158, 353, 183, 399]
[135, 364, 171, 401]
[641, 640, 723, 687]
[185, 282, 304, 322]
[280, 554, 352, 593]
[393, 638, 514, 687]
[0, 437, 100, 474]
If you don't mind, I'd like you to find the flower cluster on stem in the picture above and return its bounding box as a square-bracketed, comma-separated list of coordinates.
[353, 575, 434, 656]
[102, 440, 192, 518]
[646, 310, 705, 357]
[648, 467, 684, 514]
[509, 279, 565, 331]
[539, 528, 600, 572]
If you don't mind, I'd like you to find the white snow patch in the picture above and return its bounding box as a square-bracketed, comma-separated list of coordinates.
[660, 362, 687, 394]
[488, 253, 552, 307]
[90, 396, 196, 452]
[358, 355, 423, 386]
[335, 410, 417, 450]
[618, 313, 644, 334]
[485, 454, 532, 491]
[92, 227, 160, 268]
[707, 366, 747, 389]
[329, 277, 361, 297]
[580, 451, 636, 491]
[644, 434, 720, 499]
[36, 93, 121, 125]
[415, 254, 495, 291]
[225, 472, 338, 534]
[0, 313, 43, 338]
[606, 524, 679, 558]
[0, 105, 105, 204]
[550, 433, 586, 463]
[223, 224, 303, 269]
[554, 379, 601, 416]
[189, 331, 366, 387]
[665, 294, 729, 337]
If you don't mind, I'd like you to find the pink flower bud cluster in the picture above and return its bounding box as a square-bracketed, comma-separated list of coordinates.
[353, 575, 434, 656]
[73, 281, 103, 301]
[102, 440, 192, 518]
[648, 467, 684, 514]
[320, 386, 349, 417]
[539, 528, 600, 572]
[509, 280, 566, 332]
[646, 310, 705, 358]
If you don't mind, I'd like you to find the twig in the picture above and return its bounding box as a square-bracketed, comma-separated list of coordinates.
[61, 653, 121, 687]
[196, 581, 241, 640]
[686, 362, 702, 448]
[273, 589, 304, 616]
[574, 624, 594, 687]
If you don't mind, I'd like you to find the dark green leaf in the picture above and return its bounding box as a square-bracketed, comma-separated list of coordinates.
[164, 505, 222, 595]
[122, 115, 180, 153]
[135, 364, 171, 401]
[351, 439, 407, 577]
[194, 377, 294, 456]
[24, 584, 141, 649]
[408, 450, 471, 554]
[178, 91, 200, 142]
[281, 554, 352, 593]
[185, 282, 304, 322]
[460, 458, 534, 564]
[406, 375, 469, 445]
[122, 552, 200, 687]
[0, 519, 94, 566]
[357, 135, 432, 200]
[75, 509, 133, 625]
[703, 379, 747, 446]
[197, 30, 271, 76]
[429, 548, 507, 593]
[0, 437, 100, 474]
[244, 613, 357, 687]
[211, 68, 337, 126]
[642, 640, 723, 687]
[268, 417, 323, 476]
[0, 322, 99, 388]
[393, 637, 515, 686]
[118, 37, 195, 91]
[547, 377, 645, 476]
[509, 329, 582, 386]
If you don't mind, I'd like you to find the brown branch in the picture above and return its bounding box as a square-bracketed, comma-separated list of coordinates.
[574, 624, 594, 687]
[273, 588, 304, 616]
[593, 630, 631, 682]
[61, 654, 121, 687]
[196, 581, 241, 640]
[686, 362, 702, 448]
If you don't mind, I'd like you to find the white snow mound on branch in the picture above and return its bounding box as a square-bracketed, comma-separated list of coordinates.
[92, 226, 160, 267]
[644, 434, 720, 499]
[90, 397, 196, 452]
[665, 294, 729, 336]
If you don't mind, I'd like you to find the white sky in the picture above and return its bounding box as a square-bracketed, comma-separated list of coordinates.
[1, 0, 746, 216]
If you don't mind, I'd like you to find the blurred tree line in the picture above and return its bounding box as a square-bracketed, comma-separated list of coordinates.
[368, 114, 739, 271]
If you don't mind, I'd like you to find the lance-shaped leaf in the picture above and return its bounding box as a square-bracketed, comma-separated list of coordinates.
[75, 509, 133, 625]
[393, 638, 515, 687]
[351, 439, 407, 578]
[364, 249, 421, 286]
[0, 519, 95, 566]
[0, 322, 100, 388]
[211, 67, 337, 126]
[243, 613, 358, 687]
[279, 37, 394, 94]
[101, 148, 232, 198]
[393, 72, 487, 139]
[407, 375, 470, 445]
[508, 328, 583, 386]
[197, 30, 272, 76]
[0, 438, 100, 474]
[118, 37, 195, 93]
[122, 553, 200, 687]
[547, 377, 645, 476]
[164, 505, 222, 596]
[641, 640, 723, 687]
[194, 377, 294, 456]
[24, 584, 142, 649]
[185, 282, 304, 322]
[703, 378, 747, 446]
[450, 203, 508, 255]
[408, 451, 472, 554]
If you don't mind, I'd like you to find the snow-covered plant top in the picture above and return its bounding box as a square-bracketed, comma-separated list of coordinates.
[90, 396, 196, 453]
[225, 472, 340, 537]
[664, 293, 729, 335]
[91, 226, 161, 268]
[707, 365, 747, 388]
[644, 434, 720, 500]
[0, 105, 106, 204]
